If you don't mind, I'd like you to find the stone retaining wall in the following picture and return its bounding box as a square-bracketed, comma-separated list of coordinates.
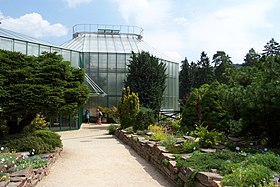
[0, 147, 62, 187]
[115, 130, 223, 187]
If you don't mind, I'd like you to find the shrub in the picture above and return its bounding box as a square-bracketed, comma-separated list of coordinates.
[15, 155, 47, 171]
[107, 124, 119, 134]
[0, 134, 51, 154]
[133, 107, 155, 131]
[181, 140, 200, 153]
[246, 152, 280, 173]
[23, 113, 49, 133]
[176, 150, 245, 173]
[118, 86, 140, 129]
[33, 130, 62, 149]
[160, 135, 177, 148]
[191, 124, 223, 148]
[221, 163, 272, 186]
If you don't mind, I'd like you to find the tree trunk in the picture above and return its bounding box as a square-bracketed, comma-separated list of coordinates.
[8, 113, 36, 135]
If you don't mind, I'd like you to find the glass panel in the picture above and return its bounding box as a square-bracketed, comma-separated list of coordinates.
[116, 54, 126, 72]
[106, 37, 116, 52]
[84, 53, 90, 73]
[108, 53, 116, 72]
[121, 36, 132, 53]
[117, 73, 126, 95]
[89, 34, 98, 52]
[27, 43, 39, 56]
[108, 96, 118, 107]
[99, 53, 107, 72]
[71, 115, 78, 128]
[71, 52, 79, 68]
[61, 115, 70, 130]
[114, 37, 125, 53]
[51, 47, 61, 54]
[14, 40, 26, 54]
[40, 45, 50, 54]
[108, 73, 117, 95]
[90, 53, 98, 73]
[0, 38, 13, 51]
[96, 72, 107, 92]
[62, 50, 70, 62]
[98, 36, 107, 52]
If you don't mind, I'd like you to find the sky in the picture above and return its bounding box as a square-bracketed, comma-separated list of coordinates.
[0, 0, 279, 64]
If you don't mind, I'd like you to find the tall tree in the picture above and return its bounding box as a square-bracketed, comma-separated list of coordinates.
[125, 51, 167, 113]
[0, 50, 89, 134]
[197, 51, 214, 86]
[262, 38, 280, 57]
[212, 51, 232, 84]
[179, 57, 191, 100]
[243, 48, 260, 66]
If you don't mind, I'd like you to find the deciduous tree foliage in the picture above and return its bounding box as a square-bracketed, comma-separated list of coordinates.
[125, 51, 167, 113]
[0, 50, 89, 135]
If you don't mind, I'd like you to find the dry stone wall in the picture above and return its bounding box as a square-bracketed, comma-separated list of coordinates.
[0, 148, 62, 187]
[115, 130, 223, 187]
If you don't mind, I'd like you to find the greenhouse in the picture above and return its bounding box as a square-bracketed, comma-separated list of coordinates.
[0, 24, 179, 130]
[62, 24, 179, 113]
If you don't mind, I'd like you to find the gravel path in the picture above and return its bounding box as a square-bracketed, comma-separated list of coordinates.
[37, 123, 172, 187]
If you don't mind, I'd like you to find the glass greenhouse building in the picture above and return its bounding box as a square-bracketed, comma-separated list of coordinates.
[0, 24, 179, 130]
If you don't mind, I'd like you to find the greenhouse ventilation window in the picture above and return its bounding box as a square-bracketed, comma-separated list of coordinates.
[85, 73, 107, 97]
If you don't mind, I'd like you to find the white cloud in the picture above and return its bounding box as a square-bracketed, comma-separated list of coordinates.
[0, 12, 68, 38]
[183, 0, 277, 63]
[63, 0, 92, 8]
[112, 0, 171, 28]
[173, 17, 189, 26]
[112, 0, 278, 63]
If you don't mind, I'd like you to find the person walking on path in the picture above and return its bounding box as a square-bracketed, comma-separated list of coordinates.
[96, 108, 103, 125]
[85, 109, 90, 123]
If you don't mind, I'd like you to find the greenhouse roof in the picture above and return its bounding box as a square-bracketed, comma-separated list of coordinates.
[62, 24, 178, 63]
[0, 27, 58, 46]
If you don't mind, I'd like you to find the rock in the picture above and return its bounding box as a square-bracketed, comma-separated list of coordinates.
[183, 136, 196, 141]
[196, 172, 223, 187]
[10, 168, 33, 179]
[200, 148, 216, 153]
[0, 180, 9, 187]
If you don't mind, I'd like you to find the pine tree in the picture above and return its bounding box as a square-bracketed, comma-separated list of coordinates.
[179, 57, 191, 100]
[262, 38, 280, 57]
[125, 51, 167, 113]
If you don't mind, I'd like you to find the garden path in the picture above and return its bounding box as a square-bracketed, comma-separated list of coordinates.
[37, 123, 172, 187]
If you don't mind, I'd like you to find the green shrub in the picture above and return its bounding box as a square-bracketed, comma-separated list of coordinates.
[148, 125, 167, 141]
[118, 86, 140, 129]
[133, 107, 155, 131]
[0, 131, 61, 154]
[15, 155, 47, 171]
[191, 124, 223, 148]
[23, 113, 49, 133]
[221, 163, 272, 186]
[181, 140, 199, 153]
[0, 134, 51, 154]
[149, 131, 167, 141]
[246, 152, 280, 173]
[107, 124, 119, 134]
[160, 135, 177, 148]
[33, 130, 62, 149]
[176, 150, 245, 173]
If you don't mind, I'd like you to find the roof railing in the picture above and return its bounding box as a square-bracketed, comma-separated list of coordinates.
[72, 24, 143, 39]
